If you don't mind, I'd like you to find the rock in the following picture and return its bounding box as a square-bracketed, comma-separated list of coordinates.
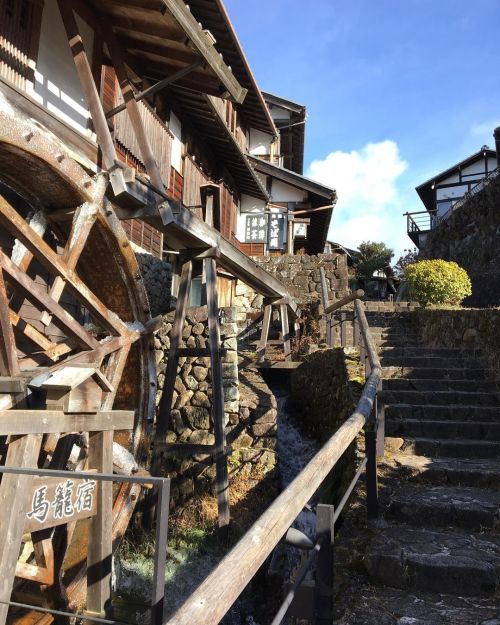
[252, 422, 277, 437]
[182, 325, 192, 340]
[222, 362, 238, 379]
[164, 430, 177, 443]
[192, 391, 211, 408]
[223, 337, 238, 351]
[220, 323, 238, 338]
[186, 306, 208, 324]
[192, 366, 208, 382]
[183, 374, 198, 391]
[182, 406, 210, 429]
[224, 386, 239, 402]
[174, 390, 193, 410]
[170, 409, 184, 433]
[192, 322, 205, 336]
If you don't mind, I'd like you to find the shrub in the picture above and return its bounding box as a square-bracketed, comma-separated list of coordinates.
[405, 260, 472, 307]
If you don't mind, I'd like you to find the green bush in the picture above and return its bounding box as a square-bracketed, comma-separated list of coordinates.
[405, 260, 472, 307]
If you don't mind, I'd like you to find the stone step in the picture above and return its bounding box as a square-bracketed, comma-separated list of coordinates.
[380, 389, 500, 406]
[386, 403, 500, 422]
[379, 346, 484, 358]
[385, 436, 500, 458]
[385, 454, 500, 489]
[386, 419, 500, 441]
[380, 356, 488, 368]
[382, 378, 500, 392]
[365, 525, 500, 596]
[333, 585, 500, 625]
[374, 339, 422, 349]
[386, 485, 500, 532]
[383, 366, 490, 380]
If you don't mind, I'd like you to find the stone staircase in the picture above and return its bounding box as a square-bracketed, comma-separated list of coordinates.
[337, 310, 500, 624]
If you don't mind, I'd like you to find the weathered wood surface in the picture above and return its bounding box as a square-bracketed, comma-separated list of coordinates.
[354, 299, 381, 371]
[324, 289, 364, 315]
[0, 411, 134, 435]
[0, 434, 42, 625]
[165, 366, 382, 625]
[0, 269, 19, 377]
[257, 304, 272, 364]
[205, 255, 230, 528]
[280, 303, 291, 361]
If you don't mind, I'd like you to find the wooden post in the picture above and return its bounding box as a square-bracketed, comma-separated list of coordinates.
[353, 313, 361, 349]
[257, 304, 272, 364]
[365, 411, 379, 520]
[205, 257, 230, 529]
[280, 304, 291, 362]
[0, 434, 42, 625]
[340, 312, 347, 348]
[86, 430, 113, 618]
[314, 504, 334, 625]
[57, 1, 124, 192]
[0, 269, 19, 377]
[156, 260, 192, 448]
[319, 267, 330, 346]
[376, 386, 385, 458]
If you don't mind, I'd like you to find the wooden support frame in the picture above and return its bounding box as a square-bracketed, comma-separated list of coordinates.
[279, 303, 291, 362]
[257, 304, 272, 365]
[0, 269, 20, 377]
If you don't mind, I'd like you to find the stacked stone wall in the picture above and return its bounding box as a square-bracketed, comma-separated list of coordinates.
[153, 307, 277, 505]
[421, 175, 500, 307]
[135, 252, 172, 317]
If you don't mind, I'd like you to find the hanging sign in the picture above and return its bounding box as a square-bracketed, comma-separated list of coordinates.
[268, 213, 287, 250]
[245, 214, 267, 243]
[24, 475, 98, 532]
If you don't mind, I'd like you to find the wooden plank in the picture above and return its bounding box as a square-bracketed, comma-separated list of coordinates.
[280, 303, 291, 362]
[41, 202, 98, 327]
[86, 430, 113, 617]
[161, 0, 247, 104]
[42, 367, 98, 391]
[319, 267, 330, 310]
[205, 256, 230, 529]
[0, 433, 42, 625]
[15, 560, 53, 585]
[56, 1, 118, 173]
[24, 474, 98, 533]
[0, 378, 24, 393]
[0, 250, 99, 351]
[256, 304, 272, 365]
[0, 198, 129, 338]
[0, 411, 134, 435]
[0, 269, 19, 377]
[155, 259, 192, 447]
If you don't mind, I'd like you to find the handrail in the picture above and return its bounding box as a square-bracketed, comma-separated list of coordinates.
[324, 289, 364, 315]
[165, 294, 382, 625]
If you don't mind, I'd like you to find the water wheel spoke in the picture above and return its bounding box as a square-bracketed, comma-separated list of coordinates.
[0, 250, 99, 351]
[0, 197, 129, 338]
[0, 269, 20, 376]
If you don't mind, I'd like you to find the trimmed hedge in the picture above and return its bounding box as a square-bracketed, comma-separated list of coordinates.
[405, 259, 472, 307]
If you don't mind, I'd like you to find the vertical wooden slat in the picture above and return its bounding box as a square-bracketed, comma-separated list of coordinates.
[280, 303, 291, 362]
[314, 504, 335, 625]
[257, 304, 272, 364]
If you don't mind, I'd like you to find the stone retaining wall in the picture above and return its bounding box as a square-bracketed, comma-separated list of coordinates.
[414, 307, 500, 374]
[420, 175, 500, 307]
[234, 253, 349, 324]
[135, 252, 172, 317]
[153, 307, 277, 505]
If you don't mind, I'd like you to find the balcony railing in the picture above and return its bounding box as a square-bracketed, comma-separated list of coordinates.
[406, 165, 500, 246]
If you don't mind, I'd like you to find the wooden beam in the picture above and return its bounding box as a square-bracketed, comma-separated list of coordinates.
[155, 259, 192, 447]
[280, 303, 291, 362]
[57, 2, 118, 172]
[0, 411, 135, 435]
[161, 0, 247, 104]
[41, 203, 98, 327]
[105, 27, 166, 194]
[257, 304, 272, 365]
[0, 198, 130, 338]
[0, 434, 42, 625]
[0, 250, 99, 351]
[0, 270, 19, 377]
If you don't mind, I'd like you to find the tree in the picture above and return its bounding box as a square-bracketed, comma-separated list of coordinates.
[353, 241, 394, 284]
[394, 247, 418, 278]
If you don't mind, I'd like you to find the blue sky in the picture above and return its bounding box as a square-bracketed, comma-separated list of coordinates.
[225, 0, 500, 258]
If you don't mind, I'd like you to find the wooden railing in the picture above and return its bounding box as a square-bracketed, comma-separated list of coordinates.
[165, 291, 383, 625]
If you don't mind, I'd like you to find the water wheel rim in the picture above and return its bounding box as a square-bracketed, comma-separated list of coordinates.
[0, 104, 156, 615]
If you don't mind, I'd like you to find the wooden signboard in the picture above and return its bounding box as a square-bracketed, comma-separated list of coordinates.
[24, 474, 98, 533]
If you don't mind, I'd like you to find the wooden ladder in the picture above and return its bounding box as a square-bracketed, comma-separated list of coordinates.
[256, 299, 293, 364]
[154, 185, 230, 529]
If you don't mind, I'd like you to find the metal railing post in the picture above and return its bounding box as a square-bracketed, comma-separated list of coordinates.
[314, 504, 334, 625]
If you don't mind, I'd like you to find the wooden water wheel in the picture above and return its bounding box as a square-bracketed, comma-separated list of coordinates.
[0, 104, 156, 618]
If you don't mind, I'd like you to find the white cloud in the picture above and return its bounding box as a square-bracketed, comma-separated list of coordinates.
[306, 140, 409, 255]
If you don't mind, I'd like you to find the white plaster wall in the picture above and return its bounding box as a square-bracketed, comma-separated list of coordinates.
[436, 184, 468, 200]
[249, 128, 273, 156]
[33, 0, 94, 135]
[170, 111, 183, 172]
[236, 194, 266, 241]
[269, 106, 291, 121]
[461, 160, 487, 177]
[439, 173, 460, 184]
[271, 179, 307, 202]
